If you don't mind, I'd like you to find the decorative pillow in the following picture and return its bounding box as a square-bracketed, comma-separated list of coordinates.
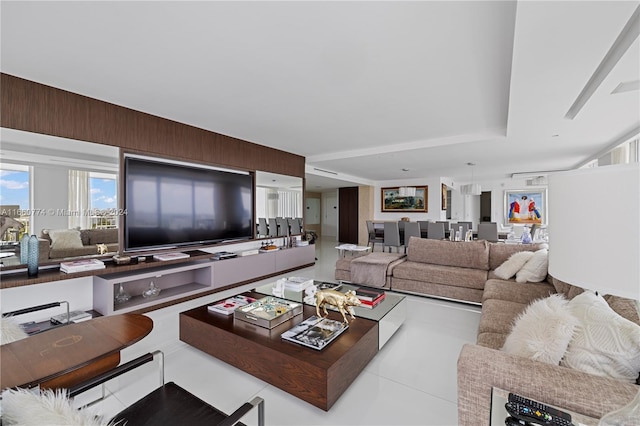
[515, 248, 548, 283]
[1, 387, 114, 425]
[49, 229, 84, 250]
[501, 294, 578, 365]
[494, 251, 535, 280]
[0, 317, 28, 345]
[561, 291, 640, 383]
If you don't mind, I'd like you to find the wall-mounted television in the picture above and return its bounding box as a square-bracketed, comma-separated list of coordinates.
[123, 155, 254, 252]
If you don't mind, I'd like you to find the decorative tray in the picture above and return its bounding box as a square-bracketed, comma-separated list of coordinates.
[234, 296, 302, 329]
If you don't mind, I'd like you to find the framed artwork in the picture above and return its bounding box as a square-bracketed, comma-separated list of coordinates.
[441, 184, 447, 210]
[504, 189, 547, 225]
[381, 186, 428, 212]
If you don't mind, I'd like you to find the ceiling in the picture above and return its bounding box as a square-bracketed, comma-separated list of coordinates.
[1, 1, 639, 192]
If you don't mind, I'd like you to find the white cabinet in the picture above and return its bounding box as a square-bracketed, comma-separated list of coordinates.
[92, 245, 316, 315]
[93, 261, 213, 315]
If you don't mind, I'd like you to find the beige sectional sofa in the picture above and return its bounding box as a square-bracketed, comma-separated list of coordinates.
[334, 237, 640, 424]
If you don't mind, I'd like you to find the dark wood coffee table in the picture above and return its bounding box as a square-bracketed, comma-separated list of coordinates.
[179, 291, 379, 411]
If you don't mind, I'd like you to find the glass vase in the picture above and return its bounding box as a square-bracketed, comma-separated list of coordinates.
[598, 388, 640, 426]
[27, 234, 39, 277]
[20, 234, 29, 264]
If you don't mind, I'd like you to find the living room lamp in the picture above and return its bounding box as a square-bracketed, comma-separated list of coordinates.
[548, 163, 640, 425]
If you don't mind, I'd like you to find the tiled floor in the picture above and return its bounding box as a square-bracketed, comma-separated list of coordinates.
[82, 237, 481, 425]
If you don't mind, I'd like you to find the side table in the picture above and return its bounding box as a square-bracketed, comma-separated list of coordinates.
[490, 388, 599, 426]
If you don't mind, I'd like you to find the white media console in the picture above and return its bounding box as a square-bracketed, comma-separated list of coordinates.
[93, 244, 315, 315]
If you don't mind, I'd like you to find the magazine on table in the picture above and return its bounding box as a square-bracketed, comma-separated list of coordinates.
[208, 295, 257, 315]
[355, 287, 385, 302]
[281, 315, 348, 350]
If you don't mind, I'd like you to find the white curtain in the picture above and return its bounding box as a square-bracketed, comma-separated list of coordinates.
[278, 190, 302, 218]
[68, 170, 91, 229]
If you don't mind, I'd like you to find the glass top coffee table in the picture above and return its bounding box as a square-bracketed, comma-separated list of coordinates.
[254, 279, 406, 349]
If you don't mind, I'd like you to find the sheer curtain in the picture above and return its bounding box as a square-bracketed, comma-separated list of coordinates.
[68, 170, 91, 229]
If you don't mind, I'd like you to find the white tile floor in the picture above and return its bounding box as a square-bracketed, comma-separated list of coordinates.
[81, 237, 481, 426]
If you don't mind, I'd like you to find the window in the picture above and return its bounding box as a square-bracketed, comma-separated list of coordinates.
[0, 163, 31, 240]
[89, 172, 118, 229]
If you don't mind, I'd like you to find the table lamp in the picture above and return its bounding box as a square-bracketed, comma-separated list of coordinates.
[547, 162, 639, 425]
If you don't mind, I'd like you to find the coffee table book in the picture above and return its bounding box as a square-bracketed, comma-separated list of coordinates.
[60, 258, 106, 273]
[358, 293, 386, 309]
[208, 295, 257, 315]
[281, 315, 348, 350]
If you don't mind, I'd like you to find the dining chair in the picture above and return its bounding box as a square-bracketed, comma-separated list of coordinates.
[267, 218, 278, 237]
[383, 221, 402, 253]
[477, 222, 499, 242]
[402, 222, 421, 253]
[417, 221, 430, 238]
[427, 222, 445, 239]
[366, 220, 384, 250]
[257, 218, 269, 237]
[436, 221, 450, 231]
[288, 218, 301, 234]
[276, 217, 289, 236]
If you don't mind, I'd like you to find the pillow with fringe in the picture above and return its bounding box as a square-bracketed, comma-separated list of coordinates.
[502, 293, 578, 365]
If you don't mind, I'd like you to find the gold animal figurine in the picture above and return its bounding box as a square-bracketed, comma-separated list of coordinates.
[315, 289, 361, 323]
[96, 243, 108, 255]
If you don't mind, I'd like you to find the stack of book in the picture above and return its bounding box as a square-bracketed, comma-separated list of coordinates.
[60, 258, 106, 273]
[282, 277, 314, 291]
[207, 295, 257, 315]
[355, 287, 386, 309]
[50, 310, 92, 324]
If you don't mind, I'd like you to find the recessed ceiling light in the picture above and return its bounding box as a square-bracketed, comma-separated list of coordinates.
[466, 162, 476, 166]
[552, 134, 560, 137]
[402, 168, 410, 172]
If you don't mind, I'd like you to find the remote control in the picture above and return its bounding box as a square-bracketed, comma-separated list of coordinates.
[508, 393, 572, 422]
[505, 416, 529, 426]
[505, 402, 553, 425]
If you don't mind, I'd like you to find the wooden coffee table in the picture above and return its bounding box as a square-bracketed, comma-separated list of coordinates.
[179, 291, 379, 411]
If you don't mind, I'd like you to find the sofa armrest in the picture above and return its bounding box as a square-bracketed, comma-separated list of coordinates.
[457, 344, 638, 425]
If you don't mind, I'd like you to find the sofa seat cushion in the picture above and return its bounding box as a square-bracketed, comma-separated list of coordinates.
[86, 228, 118, 245]
[391, 277, 484, 304]
[393, 262, 488, 290]
[477, 299, 528, 345]
[482, 279, 555, 305]
[49, 242, 118, 260]
[406, 238, 490, 270]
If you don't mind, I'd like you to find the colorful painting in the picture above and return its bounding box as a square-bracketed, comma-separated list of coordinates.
[505, 190, 546, 225]
[381, 186, 428, 212]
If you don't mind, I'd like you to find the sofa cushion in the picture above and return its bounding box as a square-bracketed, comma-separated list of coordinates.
[493, 251, 534, 280]
[391, 277, 484, 304]
[561, 291, 640, 383]
[501, 294, 578, 365]
[393, 262, 488, 290]
[407, 238, 490, 270]
[550, 276, 585, 299]
[87, 228, 118, 245]
[48, 229, 84, 250]
[488, 242, 545, 270]
[482, 279, 555, 305]
[515, 248, 548, 283]
[477, 299, 527, 348]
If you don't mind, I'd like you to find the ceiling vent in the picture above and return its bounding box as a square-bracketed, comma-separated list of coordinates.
[527, 176, 548, 186]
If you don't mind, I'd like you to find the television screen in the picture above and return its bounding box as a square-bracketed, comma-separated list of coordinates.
[123, 156, 254, 252]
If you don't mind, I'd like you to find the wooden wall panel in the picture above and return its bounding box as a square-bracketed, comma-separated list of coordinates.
[1, 73, 304, 177]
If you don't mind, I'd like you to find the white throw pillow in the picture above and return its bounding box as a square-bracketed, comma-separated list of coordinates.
[515, 248, 548, 283]
[1, 387, 113, 426]
[501, 294, 578, 365]
[561, 291, 640, 383]
[0, 317, 28, 345]
[494, 251, 535, 280]
[49, 229, 84, 250]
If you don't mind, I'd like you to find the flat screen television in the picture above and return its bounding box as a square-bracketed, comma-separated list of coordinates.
[123, 155, 254, 252]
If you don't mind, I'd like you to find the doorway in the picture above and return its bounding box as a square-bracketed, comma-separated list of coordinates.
[480, 191, 492, 222]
